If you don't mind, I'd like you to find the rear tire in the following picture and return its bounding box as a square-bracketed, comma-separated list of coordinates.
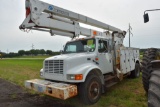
[130, 63, 140, 78]
[148, 69, 160, 107]
[78, 75, 102, 105]
[141, 48, 160, 93]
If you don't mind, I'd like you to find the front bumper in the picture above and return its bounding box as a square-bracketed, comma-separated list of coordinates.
[25, 79, 77, 100]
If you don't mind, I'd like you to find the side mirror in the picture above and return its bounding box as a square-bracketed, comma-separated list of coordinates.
[144, 13, 149, 23]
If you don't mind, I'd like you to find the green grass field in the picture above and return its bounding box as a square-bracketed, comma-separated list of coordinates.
[0, 59, 147, 107]
[14, 55, 52, 59]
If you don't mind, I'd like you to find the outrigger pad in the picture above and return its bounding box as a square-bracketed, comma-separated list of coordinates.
[25, 79, 77, 100]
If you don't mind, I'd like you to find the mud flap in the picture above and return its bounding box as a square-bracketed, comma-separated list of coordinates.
[25, 79, 77, 100]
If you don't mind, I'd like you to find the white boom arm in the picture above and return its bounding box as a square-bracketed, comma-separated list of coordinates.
[20, 0, 124, 38]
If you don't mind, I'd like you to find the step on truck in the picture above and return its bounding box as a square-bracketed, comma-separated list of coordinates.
[19, 0, 140, 105]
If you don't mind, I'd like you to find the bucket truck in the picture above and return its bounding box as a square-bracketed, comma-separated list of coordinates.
[19, 0, 140, 105]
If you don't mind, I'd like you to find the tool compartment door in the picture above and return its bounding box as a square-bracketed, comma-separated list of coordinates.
[125, 49, 131, 72]
[120, 50, 126, 73]
[129, 49, 135, 71]
[120, 48, 134, 74]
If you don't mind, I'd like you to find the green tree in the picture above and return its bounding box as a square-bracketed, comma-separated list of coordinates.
[30, 49, 38, 56]
[25, 51, 31, 55]
[53, 51, 60, 55]
[18, 50, 25, 56]
[46, 50, 53, 55]
[39, 49, 46, 55]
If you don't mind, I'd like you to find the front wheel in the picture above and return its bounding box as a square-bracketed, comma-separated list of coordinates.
[78, 75, 102, 105]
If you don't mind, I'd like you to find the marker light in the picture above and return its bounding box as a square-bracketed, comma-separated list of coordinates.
[95, 57, 99, 61]
[26, 8, 31, 17]
[93, 31, 97, 35]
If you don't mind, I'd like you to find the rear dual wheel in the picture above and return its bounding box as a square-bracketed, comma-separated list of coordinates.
[130, 63, 140, 78]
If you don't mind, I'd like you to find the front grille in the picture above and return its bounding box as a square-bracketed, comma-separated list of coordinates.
[45, 60, 63, 74]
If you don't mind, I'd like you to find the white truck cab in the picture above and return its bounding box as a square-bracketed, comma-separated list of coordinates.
[40, 36, 114, 83]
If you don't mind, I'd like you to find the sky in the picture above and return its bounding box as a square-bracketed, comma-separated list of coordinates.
[0, 0, 160, 53]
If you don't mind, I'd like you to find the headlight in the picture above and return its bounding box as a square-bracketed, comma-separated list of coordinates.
[67, 74, 83, 80]
[40, 69, 43, 76]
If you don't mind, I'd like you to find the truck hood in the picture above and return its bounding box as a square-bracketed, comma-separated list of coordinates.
[44, 53, 96, 77]
[45, 53, 95, 61]
[45, 54, 71, 60]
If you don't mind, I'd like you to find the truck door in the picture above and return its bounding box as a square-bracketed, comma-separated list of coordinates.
[97, 39, 113, 74]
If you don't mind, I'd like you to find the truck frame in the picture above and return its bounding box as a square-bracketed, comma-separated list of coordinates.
[20, 0, 140, 105]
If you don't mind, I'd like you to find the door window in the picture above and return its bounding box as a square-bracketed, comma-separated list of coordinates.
[98, 40, 108, 53]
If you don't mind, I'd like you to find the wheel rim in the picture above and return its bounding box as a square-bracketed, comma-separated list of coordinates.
[88, 81, 100, 100]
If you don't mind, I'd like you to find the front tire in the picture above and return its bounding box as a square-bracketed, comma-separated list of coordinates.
[78, 75, 102, 105]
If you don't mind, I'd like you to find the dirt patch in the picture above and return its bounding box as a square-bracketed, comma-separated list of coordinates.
[0, 78, 75, 107]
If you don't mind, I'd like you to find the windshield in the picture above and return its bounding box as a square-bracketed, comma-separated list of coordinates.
[63, 39, 95, 54]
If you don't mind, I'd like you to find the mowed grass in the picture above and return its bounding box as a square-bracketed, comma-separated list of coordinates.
[0, 59, 43, 86]
[14, 55, 51, 59]
[0, 59, 147, 107]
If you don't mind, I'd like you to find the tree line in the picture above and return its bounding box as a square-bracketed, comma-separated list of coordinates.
[0, 48, 157, 58]
[0, 49, 60, 58]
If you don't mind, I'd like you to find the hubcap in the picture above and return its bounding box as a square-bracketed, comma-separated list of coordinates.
[88, 81, 99, 100]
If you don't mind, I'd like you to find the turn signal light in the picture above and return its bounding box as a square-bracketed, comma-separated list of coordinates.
[75, 74, 83, 80]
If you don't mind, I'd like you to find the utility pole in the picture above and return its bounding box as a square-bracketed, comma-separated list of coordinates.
[31, 44, 34, 50]
[128, 23, 133, 47]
